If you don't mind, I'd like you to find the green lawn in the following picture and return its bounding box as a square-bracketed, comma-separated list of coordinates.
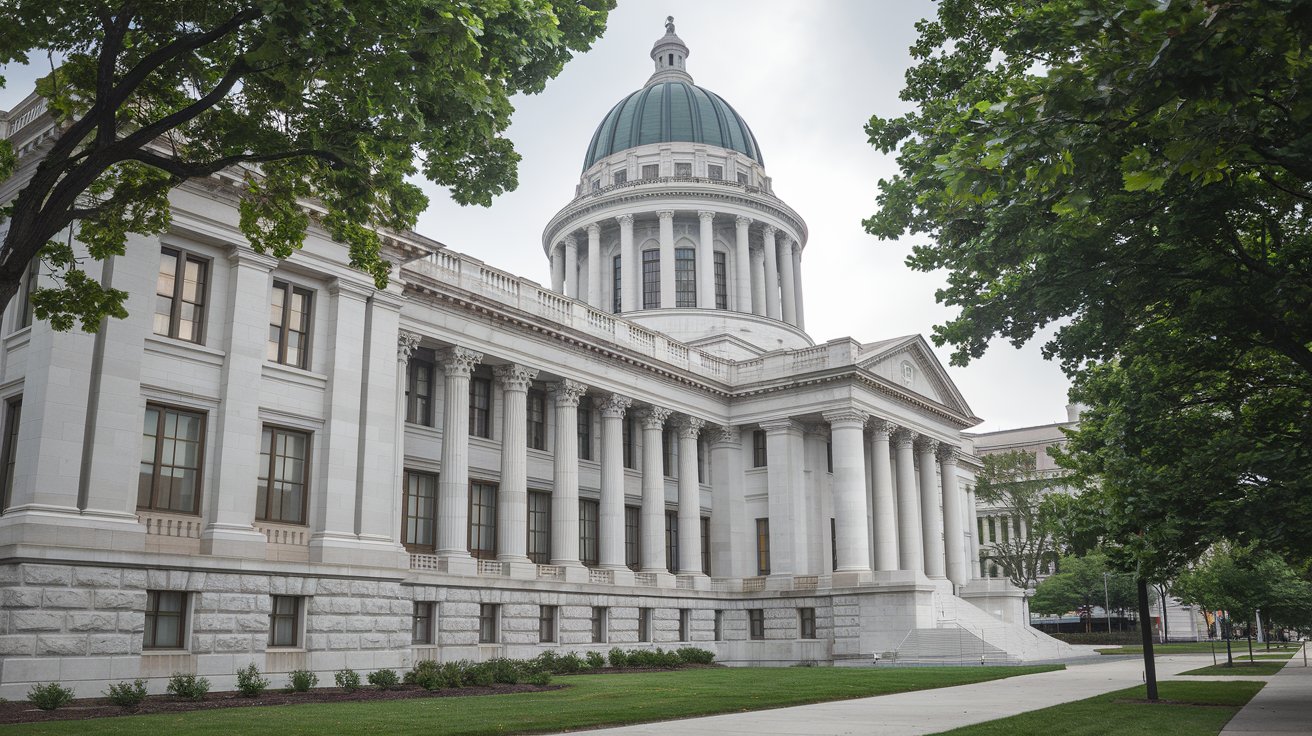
[1180, 661, 1287, 676]
[5, 666, 1061, 736]
[1096, 642, 1301, 656]
[929, 680, 1264, 736]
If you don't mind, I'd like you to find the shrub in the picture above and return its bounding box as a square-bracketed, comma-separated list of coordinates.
[166, 673, 210, 701]
[103, 679, 148, 708]
[607, 647, 629, 668]
[531, 650, 561, 673]
[584, 651, 606, 669]
[526, 671, 553, 686]
[462, 661, 495, 687]
[484, 658, 522, 685]
[27, 682, 75, 711]
[405, 660, 443, 690]
[287, 669, 318, 692]
[368, 668, 400, 690]
[235, 663, 269, 697]
[334, 668, 360, 692]
[676, 647, 715, 665]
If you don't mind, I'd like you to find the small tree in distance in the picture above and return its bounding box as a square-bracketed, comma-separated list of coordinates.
[1030, 552, 1136, 632]
[975, 449, 1062, 593]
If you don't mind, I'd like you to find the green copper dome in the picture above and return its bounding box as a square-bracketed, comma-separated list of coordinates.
[583, 81, 764, 171]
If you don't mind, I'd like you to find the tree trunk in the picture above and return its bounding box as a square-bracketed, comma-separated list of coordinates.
[1137, 578, 1158, 701]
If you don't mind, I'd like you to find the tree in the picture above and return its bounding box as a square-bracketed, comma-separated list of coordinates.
[974, 449, 1062, 592]
[1030, 552, 1135, 631]
[866, 0, 1312, 563]
[1174, 542, 1312, 643]
[0, 0, 613, 330]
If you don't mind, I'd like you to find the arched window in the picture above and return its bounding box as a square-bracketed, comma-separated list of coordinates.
[675, 247, 696, 307]
[642, 250, 660, 309]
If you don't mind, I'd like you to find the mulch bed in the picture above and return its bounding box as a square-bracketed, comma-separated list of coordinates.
[0, 683, 563, 725]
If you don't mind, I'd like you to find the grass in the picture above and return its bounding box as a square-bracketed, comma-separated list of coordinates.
[1096, 642, 1301, 656]
[1180, 661, 1287, 676]
[929, 680, 1265, 735]
[3, 665, 1061, 736]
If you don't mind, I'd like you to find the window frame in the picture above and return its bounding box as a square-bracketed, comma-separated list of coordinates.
[755, 518, 771, 576]
[268, 280, 314, 370]
[641, 249, 660, 309]
[405, 348, 435, 426]
[579, 498, 600, 567]
[674, 162, 692, 177]
[624, 505, 640, 571]
[678, 608, 691, 642]
[402, 470, 439, 552]
[674, 247, 696, 307]
[799, 607, 817, 639]
[268, 595, 302, 648]
[526, 388, 547, 451]
[138, 403, 207, 515]
[468, 481, 498, 560]
[591, 606, 607, 643]
[707, 163, 724, 180]
[154, 247, 210, 344]
[700, 516, 711, 576]
[577, 403, 593, 461]
[413, 601, 435, 645]
[641, 163, 659, 180]
[661, 428, 676, 478]
[752, 430, 767, 468]
[665, 509, 679, 574]
[0, 397, 19, 512]
[469, 375, 493, 439]
[527, 489, 552, 564]
[612, 254, 623, 313]
[15, 257, 38, 331]
[713, 251, 727, 310]
[479, 603, 499, 643]
[256, 425, 311, 525]
[622, 415, 636, 469]
[538, 605, 558, 643]
[144, 590, 188, 650]
[637, 607, 653, 643]
[748, 609, 765, 640]
[713, 610, 724, 641]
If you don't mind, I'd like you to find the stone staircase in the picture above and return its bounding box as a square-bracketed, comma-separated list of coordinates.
[883, 589, 1076, 664]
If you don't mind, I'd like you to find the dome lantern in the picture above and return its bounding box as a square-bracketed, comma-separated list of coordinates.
[648, 16, 692, 85]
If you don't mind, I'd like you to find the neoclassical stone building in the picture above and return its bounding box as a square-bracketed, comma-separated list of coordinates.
[0, 20, 1069, 696]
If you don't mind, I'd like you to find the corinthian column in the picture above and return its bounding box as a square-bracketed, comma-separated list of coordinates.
[637, 406, 672, 582]
[750, 244, 766, 316]
[436, 346, 483, 573]
[779, 235, 798, 325]
[734, 216, 752, 312]
[697, 211, 716, 308]
[892, 428, 923, 573]
[939, 445, 968, 586]
[824, 410, 871, 579]
[869, 420, 899, 571]
[596, 394, 632, 580]
[586, 223, 602, 308]
[550, 244, 565, 293]
[675, 416, 706, 579]
[918, 436, 946, 579]
[563, 235, 579, 300]
[550, 379, 588, 576]
[762, 225, 781, 320]
[792, 244, 805, 330]
[617, 214, 636, 313]
[658, 210, 675, 308]
[494, 364, 538, 572]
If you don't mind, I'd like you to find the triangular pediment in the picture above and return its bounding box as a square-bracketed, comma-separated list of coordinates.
[856, 335, 976, 418]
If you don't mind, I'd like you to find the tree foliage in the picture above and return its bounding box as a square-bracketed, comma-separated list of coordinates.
[0, 0, 613, 330]
[869, 0, 1312, 566]
[1173, 542, 1312, 632]
[974, 449, 1064, 590]
[1029, 551, 1135, 620]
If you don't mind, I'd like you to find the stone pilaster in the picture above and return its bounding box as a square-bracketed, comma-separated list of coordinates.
[734, 216, 753, 313]
[891, 428, 923, 574]
[658, 210, 675, 308]
[637, 406, 672, 584]
[549, 379, 587, 578]
[436, 346, 482, 574]
[869, 420, 899, 571]
[696, 211, 715, 308]
[939, 444, 969, 586]
[495, 364, 538, 577]
[917, 436, 946, 579]
[674, 416, 705, 582]
[596, 393, 632, 583]
[762, 225, 781, 320]
[824, 410, 871, 583]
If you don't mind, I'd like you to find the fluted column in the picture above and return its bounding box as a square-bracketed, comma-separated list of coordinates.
[494, 364, 538, 566]
[869, 420, 899, 571]
[394, 331, 420, 550]
[586, 223, 602, 308]
[825, 410, 871, 576]
[792, 244, 805, 330]
[658, 210, 675, 308]
[761, 419, 805, 578]
[564, 235, 579, 300]
[596, 394, 632, 573]
[550, 379, 587, 569]
[617, 214, 636, 313]
[638, 406, 671, 576]
[750, 244, 766, 316]
[437, 346, 483, 569]
[939, 445, 968, 586]
[697, 211, 715, 308]
[762, 225, 781, 320]
[968, 484, 981, 578]
[734, 216, 752, 312]
[779, 236, 798, 325]
[550, 244, 565, 293]
[892, 428, 923, 573]
[675, 416, 705, 577]
[918, 437, 946, 578]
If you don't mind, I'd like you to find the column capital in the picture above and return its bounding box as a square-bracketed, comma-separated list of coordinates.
[710, 424, 740, 446]
[615, 213, 635, 226]
[735, 215, 753, 227]
[397, 331, 422, 362]
[595, 393, 632, 418]
[822, 409, 869, 427]
[493, 363, 538, 392]
[869, 419, 897, 440]
[549, 379, 588, 406]
[697, 210, 716, 222]
[437, 346, 483, 377]
[328, 277, 374, 301]
[636, 406, 672, 430]
[586, 222, 602, 236]
[759, 418, 802, 434]
[762, 224, 777, 238]
[936, 444, 961, 465]
[657, 210, 675, 221]
[674, 416, 705, 439]
[915, 436, 941, 455]
[890, 427, 917, 450]
[778, 236, 795, 255]
[226, 246, 280, 271]
[563, 234, 577, 249]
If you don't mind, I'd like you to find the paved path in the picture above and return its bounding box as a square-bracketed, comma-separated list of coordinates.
[581, 654, 1209, 736]
[1220, 643, 1312, 735]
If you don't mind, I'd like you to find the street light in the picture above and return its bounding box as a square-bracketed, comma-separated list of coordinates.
[1103, 572, 1113, 633]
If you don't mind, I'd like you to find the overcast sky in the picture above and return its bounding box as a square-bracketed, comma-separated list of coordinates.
[0, 1, 1074, 432]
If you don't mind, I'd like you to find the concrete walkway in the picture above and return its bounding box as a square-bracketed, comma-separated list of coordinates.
[581, 654, 1211, 736]
[1220, 643, 1312, 735]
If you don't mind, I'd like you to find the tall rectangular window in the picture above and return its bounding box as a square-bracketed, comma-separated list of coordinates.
[678, 609, 691, 641]
[642, 250, 660, 309]
[674, 247, 696, 307]
[527, 490, 552, 564]
[402, 470, 438, 551]
[977, 517, 984, 541]
[799, 608, 817, 639]
[579, 498, 600, 567]
[16, 257, 38, 330]
[831, 518, 838, 572]
[591, 606, 607, 643]
[641, 164, 659, 180]
[257, 426, 309, 524]
[405, 349, 435, 426]
[988, 517, 996, 543]
[625, 505, 640, 570]
[538, 605, 557, 643]
[0, 397, 20, 512]
[577, 404, 593, 461]
[700, 516, 711, 576]
[413, 602, 434, 644]
[139, 404, 205, 514]
[748, 609, 765, 640]
[154, 248, 208, 343]
[638, 607, 653, 642]
[268, 595, 301, 647]
[469, 376, 492, 439]
[696, 441, 706, 484]
[144, 591, 187, 650]
[468, 482, 497, 559]
[752, 430, 767, 468]
[662, 429, 676, 477]
[612, 255, 623, 313]
[713, 252, 727, 310]
[1000, 515, 1010, 543]
[665, 510, 679, 574]
[527, 389, 547, 451]
[755, 518, 771, 576]
[622, 416, 636, 469]
[707, 164, 724, 180]
[479, 603, 499, 643]
[826, 442, 833, 473]
[268, 280, 312, 369]
[713, 610, 724, 641]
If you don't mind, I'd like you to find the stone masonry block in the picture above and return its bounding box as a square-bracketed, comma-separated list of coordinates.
[88, 634, 134, 655]
[94, 590, 147, 610]
[344, 616, 372, 632]
[192, 614, 236, 633]
[22, 565, 73, 586]
[362, 598, 391, 615]
[1, 588, 42, 608]
[238, 575, 271, 594]
[121, 569, 147, 589]
[118, 611, 145, 633]
[360, 632, 388, 649]
[0, 634, 35, 655]
[310, 597, 360, 615]
[12, 611, 64, 631]
[73, 567, 122, 588]
[213, 634, 253, 652]
[42, 589, 92, 609]
[36, 635, 87, 656]
[309, 615, 346, 633]
[234, 614, 268, 632]
[68, 612, 117, 632]
[315, 579, 351, 595]
[218, 594, 257, 612]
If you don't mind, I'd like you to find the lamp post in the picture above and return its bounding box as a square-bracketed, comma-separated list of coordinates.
[1103, 572, 1113, 633]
